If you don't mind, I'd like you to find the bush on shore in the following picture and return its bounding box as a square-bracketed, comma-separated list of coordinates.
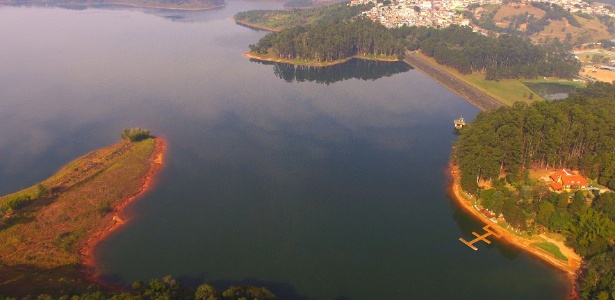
[121, 128, 151, 142]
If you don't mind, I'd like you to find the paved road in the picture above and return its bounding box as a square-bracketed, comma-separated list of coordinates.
[403, 51, 506, 112]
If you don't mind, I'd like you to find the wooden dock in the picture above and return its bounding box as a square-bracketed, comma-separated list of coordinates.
[459, 224, 503, 251]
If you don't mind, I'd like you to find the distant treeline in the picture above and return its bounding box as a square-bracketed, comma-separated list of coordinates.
[452, 82, 615, 299]
[394, 25, 580, 80]
[249, 17, 405, 62]
[0, 277, 276, 300]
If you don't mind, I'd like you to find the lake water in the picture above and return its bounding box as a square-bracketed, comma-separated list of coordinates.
[0, 2, 569, 299]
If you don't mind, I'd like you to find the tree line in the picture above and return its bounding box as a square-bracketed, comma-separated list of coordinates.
[249, 17, 405, 62]
[0, 277, 277, 300]
[452, 82, 615, 299]
[393, 25, 581, 80]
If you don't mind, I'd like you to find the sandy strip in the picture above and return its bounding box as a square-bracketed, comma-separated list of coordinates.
[79, 137, 166, 289]
[232, 18, 280, 32]
[448, 164, 581, 299]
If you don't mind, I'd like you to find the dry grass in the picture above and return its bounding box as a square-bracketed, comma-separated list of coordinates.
[580, 67, 615, 82]
[0, 138, 157, 296]
[494, 3, 546, 28]
[531, 16, 614, 43]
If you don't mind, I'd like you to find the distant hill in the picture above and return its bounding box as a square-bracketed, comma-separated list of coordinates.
[0, 0, 225, 10]
[473, 2, 614, 44]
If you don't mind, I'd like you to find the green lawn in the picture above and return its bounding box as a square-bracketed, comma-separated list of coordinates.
[533, 242, 568, 261]
[415, 53, 585, 107]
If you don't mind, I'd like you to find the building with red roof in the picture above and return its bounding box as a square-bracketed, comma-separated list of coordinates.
[549, 169, 587, 190]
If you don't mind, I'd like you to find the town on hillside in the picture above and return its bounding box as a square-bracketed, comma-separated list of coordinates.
[350, 0, 615, 29]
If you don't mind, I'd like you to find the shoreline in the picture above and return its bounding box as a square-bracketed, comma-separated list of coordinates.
[244, 51, 400, 67]
[232, 18, 281, 32]
[79, 137, 166, 288]
[0, 1, 225, 11]
[403, 51, 506, 111]
[448, 164, 581, 299]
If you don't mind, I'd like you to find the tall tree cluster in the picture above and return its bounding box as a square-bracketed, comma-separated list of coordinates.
[453, 82, 615, 194]
[249, 17, 405, 62]
[394, 25, 580, 79]
[452, 82, 615, 299]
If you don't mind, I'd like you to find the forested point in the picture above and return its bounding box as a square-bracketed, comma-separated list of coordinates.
[249, 16, 405, 62]
[245, 2, 580, 80]
[452, 82, 615, 299]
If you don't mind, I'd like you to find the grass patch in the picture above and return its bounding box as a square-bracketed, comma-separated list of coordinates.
[415, 53, 545, 106]
[533, 242, 568, 261]
[0, 137, 159, 295]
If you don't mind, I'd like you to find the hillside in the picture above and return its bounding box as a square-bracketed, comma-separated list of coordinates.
[473, 2, 614, 43]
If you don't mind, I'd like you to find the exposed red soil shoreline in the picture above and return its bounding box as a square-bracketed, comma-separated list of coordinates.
[79, 137, 166, 289]
[448, 163, 581, 299]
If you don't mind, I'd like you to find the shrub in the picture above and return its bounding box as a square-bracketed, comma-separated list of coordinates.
[121, 128, 151, 142]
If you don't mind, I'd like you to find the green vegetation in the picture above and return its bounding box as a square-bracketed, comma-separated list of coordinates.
[234, 3, 370, 31]
[0, 132, 159, 295]
[249, 17, 405, 63]
[533, 242, 568, 261]
[122, 127, 151, 142]
[395, 25, 580, 80]
[0, 276, 276, 300]
[452, 82, 615, 299]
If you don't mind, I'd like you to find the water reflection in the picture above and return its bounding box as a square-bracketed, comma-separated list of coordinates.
[252, 59, 412, 84]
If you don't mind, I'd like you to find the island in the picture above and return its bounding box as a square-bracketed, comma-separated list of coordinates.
[0, 128, 165, 296]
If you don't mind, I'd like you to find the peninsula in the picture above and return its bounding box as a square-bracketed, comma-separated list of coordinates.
[452, 82, 615, 299]
[0, 129, 165, 296]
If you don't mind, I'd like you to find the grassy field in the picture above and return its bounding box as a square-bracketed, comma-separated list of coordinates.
[0, 138, 158, 296]
[414, 53, 587, 106]
[533, 242, 569, 261]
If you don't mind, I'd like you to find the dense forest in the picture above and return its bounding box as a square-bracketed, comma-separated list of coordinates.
[452, 82, 615, 299]
[249, 16, 406, 62]
[394, 25, 581, 79]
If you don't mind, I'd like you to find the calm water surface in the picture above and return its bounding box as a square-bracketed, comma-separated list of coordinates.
[0, 2, 568, 299]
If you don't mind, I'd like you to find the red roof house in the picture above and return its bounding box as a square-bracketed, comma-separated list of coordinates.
[549, 169, 587, 190]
